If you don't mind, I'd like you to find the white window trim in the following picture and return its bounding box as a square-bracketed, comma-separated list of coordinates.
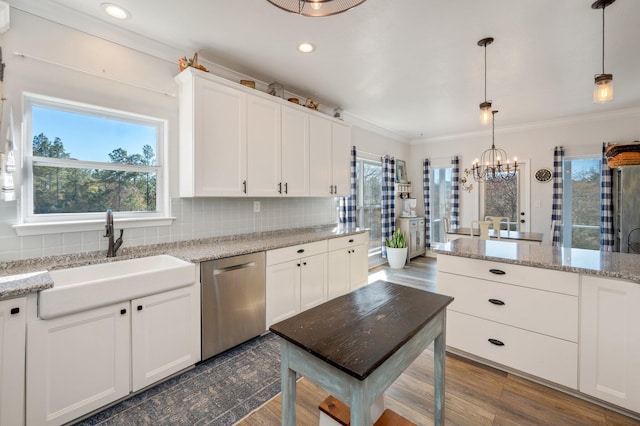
[16, 93, 172, 235]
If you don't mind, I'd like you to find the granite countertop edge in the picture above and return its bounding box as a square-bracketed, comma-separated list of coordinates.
[433, 241, 640, 283]
[0, 225, 368, 299]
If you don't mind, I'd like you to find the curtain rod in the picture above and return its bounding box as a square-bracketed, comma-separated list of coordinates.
[13, 51, 176, 98]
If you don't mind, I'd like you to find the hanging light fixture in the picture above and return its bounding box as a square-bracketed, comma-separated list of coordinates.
[266, 0, 366, 17]
[592, 0, 616, 104]
[471, 111, 518, 181]
[478, 37, 494, 125]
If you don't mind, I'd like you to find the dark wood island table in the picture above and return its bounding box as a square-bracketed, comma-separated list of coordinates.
[269, 280, 454, 426]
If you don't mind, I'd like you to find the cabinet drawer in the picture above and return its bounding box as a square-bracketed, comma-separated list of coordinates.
[267, 240, 328, 266]
[437, 255, 578, 296]
[447, 311, 577, 389]
[439, 272, 578, 342]
[327, 232, 369, 251]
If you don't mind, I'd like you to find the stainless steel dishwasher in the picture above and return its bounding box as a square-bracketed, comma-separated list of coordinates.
[201, 252, 266, 360]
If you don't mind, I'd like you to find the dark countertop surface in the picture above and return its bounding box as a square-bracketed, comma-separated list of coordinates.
[269, 280, 454, 380]
[0, 225, 367, 299]
[434, 238, 640, 283]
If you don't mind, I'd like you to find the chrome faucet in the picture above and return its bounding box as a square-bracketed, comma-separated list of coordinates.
[104, 209, 124, 257]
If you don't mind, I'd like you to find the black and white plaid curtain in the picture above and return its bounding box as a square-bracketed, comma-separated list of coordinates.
[338, 146, 357, 226]
[381, 155, 396, 258]
[451, 156, 460, 230]
[600, 142, 614, 252]
[551, 146, 564, 247]
[423, 159, 431, 249]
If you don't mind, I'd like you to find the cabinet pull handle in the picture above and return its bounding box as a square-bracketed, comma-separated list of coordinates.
[297, 249, 304, 253]
[284, 182, 288, 194]
[329, 185, 333, 195]
[333, 185, 337, 194]
[348, 239, 354, 243]
[278, 182, 282, 194]
[488, 298, 505, 306]
[10, 307, 20, 315]
[489, 269, 506, 275]
[488, 338, 505, 346]
[137, 305, 143, 311]
[120, 308, 127, 315]
[243, 180, 247, 194]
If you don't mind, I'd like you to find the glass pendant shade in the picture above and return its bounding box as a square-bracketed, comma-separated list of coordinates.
[266, 0, 366, 16]
[594, 73, 613, 103]
[479, 101, 492, 125]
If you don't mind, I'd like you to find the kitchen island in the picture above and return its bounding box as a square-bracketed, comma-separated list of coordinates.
[434, 239, 640, 418]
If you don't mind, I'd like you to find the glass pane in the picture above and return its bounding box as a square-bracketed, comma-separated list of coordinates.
[356, 159, 382, 252]
[33, 165, 157, 214]
[483, 172, 519, 231]
[32, 106, 157, 165]
[431, 167, 452, 243]
[566, 158, 600, 250]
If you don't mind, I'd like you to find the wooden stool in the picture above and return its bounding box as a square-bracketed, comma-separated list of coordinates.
[319, 395, 416, 426]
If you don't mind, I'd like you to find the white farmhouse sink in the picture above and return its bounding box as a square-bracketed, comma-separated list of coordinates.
[39, 255, 196, 319]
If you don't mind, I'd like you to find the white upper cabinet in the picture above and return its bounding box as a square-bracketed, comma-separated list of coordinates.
[177, 69, 247, 197]
[247, 95, 282, 196]
[176, 68, 350, 197]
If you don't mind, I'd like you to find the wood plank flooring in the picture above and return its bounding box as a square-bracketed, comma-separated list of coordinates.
[237, 256, 640, 426]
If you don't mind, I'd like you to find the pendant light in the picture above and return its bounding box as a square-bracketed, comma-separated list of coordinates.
[266, 0, 366, 17]
[471, 111, 518, 181]
[478, 37, 494, 125]
[592, 0, 616, 104]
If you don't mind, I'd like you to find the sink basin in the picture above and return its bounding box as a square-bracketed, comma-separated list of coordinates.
[39, 255, 196, 319]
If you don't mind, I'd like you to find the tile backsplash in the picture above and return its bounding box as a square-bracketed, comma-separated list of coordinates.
[0, 197, 338, 261]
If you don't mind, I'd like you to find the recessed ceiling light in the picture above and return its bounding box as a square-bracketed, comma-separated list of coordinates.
[101, 3, 130, 20]
[298, 42, 315, 53]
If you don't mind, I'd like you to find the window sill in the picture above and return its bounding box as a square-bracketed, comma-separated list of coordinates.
[13, 217, 176, 237]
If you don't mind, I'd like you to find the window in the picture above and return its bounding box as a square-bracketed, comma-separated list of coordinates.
[22, 94, 168, 229]
[562, 157, 600, 250]
[355, 158, 382, 254]
[483, 172, 520, 231]
[430, 166, 452, 243]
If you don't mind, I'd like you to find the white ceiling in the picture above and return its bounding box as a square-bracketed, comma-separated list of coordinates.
[6, 0, 640, 139]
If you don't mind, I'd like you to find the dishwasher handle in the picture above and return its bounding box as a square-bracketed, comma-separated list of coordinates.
[212, 261, 257, 275]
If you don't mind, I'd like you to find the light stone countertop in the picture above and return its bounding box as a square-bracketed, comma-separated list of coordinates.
[433, 238, 640, 283]
[0, 224, 367, 299]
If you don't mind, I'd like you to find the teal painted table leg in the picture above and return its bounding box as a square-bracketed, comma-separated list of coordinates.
[350, 383, 370, 426]
[434, 316, 446, 425]
[281, 341, 296, 426]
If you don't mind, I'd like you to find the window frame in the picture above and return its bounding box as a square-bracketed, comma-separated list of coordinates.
[355, 156, 382, 255]
[16, 93, 172, 236]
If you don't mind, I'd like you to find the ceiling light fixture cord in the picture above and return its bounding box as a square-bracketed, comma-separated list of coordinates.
[601, 5, 605, 74]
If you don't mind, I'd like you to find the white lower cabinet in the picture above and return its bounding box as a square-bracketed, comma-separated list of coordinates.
[327, 233, 369, 298]
[1, 297, 27, 426]
[266, 241, 328, 327]
[580, 275, 640, 413]
[26, 285, 200, 426]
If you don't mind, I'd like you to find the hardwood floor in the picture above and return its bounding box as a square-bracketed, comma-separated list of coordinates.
[238, 256, 640, 426]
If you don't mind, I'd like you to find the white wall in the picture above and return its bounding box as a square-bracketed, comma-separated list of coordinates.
[0, 9, 409, 261]
[408, 108, 640, 243]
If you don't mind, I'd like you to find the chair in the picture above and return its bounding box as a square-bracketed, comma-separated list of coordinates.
[471, 221, 491, 240]
[485, 216, 509, 239]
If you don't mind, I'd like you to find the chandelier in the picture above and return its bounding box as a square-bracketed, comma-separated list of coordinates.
[471, 111, 518, 181]
[592, 0, 616, 103]
[478, 37, 494, 125]
[266, 0, 366, 17]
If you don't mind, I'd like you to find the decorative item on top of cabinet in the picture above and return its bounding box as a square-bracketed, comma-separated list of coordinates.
[178, 52, 208, 72]
[240, 79, 256, 89]
[268, 81, 284, 98]
[304, 97, 319, 111]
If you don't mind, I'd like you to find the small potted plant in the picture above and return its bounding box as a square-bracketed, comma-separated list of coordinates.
[385, 229, 408, 269]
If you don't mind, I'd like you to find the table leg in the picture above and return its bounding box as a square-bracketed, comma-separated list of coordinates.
[281, 342, 297, 426]
[434, 325, 446, 425]
[350, 384, 370, 426]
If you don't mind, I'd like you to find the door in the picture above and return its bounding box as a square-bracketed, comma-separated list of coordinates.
[481, 162, 529, 232]
[300, 253, 328, 310]
[328, 249, 351, 299]
[349, 243, 369, 290]
[0, 298, 26, 426]
[247, 95, 281, 196]
[193, 79, 247, 196]
[131, 285, 200, 392]
[281, 105, 309, 196]
[309, 115, 333, 196]
[26, 303, 130, 426]
[266, 260, 301, 326]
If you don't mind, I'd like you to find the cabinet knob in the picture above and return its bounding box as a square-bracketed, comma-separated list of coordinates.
[10, 307, 20, 315]
[303, 262, 307, 266]
[488, 298, 505, 306]
[488, 338, 505, 347]
[120, 308, 127, 315]
[297, 263, 301, 267]
[137, 305, 143, 311]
